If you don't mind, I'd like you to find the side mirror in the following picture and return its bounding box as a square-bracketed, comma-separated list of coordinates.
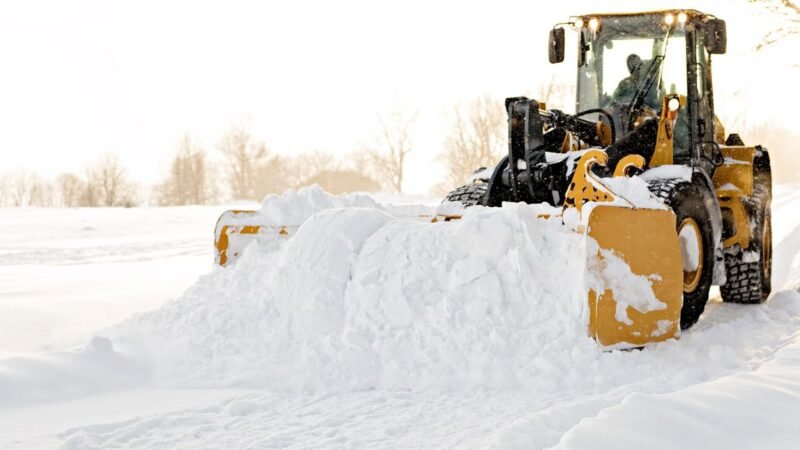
[549, 28, 565, 64]
[704, 19, 727, 54]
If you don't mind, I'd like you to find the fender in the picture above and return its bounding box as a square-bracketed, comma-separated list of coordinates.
[483, 156, 510, 207]
[754, 145, 772, 196]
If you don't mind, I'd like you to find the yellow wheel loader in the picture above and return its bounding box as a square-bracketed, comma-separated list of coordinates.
[215, 10, 772, 349]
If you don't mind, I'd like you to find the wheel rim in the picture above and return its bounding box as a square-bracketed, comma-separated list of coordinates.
[678, 218, 704, 293]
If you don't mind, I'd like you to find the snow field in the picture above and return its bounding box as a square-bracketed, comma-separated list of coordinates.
[0, 206, 243, 356]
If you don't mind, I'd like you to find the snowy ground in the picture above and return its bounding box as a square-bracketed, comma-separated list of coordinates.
[1, 186, 800, 449]
[0, 206, 246, 357]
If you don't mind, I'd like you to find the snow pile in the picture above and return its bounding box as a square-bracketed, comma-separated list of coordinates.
[106, 198, 609, 392]
[601, 175, 669, 209]
[257, 185, 385, 225]
[640, 164, 693, 182]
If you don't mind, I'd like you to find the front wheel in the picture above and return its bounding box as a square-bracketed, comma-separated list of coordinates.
[649, 180, 715, 330]
[443, 183, 488, 208]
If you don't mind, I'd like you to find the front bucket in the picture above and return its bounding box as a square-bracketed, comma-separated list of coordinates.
[214, 210, 295, 266]
[585, 205, 683, 348]
[213, 209, 459, 267]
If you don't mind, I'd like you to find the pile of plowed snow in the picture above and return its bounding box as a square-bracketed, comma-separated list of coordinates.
[99, 186, 617, 392]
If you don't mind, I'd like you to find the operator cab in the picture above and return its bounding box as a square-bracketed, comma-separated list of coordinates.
[549, 10, 726, 168]
[578, 12, 690, 160]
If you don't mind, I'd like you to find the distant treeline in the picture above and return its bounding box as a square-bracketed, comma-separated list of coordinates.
[0, 95, 519, 207]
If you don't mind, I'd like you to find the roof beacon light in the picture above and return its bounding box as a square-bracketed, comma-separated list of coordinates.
[678, 12, 688, 24]
[664, 13, 675, 26]
[575, 18, 584, 29]
[588, 17, 599, 31]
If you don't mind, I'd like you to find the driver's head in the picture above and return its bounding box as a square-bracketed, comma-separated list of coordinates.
[626, 54, 642, 75]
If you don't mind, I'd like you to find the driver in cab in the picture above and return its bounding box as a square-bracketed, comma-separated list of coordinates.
[612, 54, 644, 102]
[611, 53, 659, 108]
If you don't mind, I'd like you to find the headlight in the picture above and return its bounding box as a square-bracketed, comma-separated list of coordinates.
[668, 97, 681, 112]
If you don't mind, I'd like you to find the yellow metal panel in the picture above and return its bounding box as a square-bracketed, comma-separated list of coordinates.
[564, 150, 616, 212]
[719, 196, 751, 250]
[214, 210, 291, 266]
[650, 95, 682, 168]
[587, 206, 683, 347]
[713, 146, 755, 197]
[596, 121, 613, 147]
[650, 117, 674, 167]
[613, 155, 646, 177]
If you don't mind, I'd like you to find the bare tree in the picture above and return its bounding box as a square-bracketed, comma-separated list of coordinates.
[80, 167, 101, 207]
[367, 110, 417, 192]
[10, 170, 38, 207]
[252, 154, 294, 198]
[534, 74, 570, 107]
[74, 155, 136, 207]
[438, 96, 506, 192]
[289, 150, 340, 188]
[93, 154, 135, 206]
[752, 0, 800, 49]
[57, 173, 84, 207]
[29, 181, 55, 207]
[157, 134, 218, 205]
[217, 125, 271, 200]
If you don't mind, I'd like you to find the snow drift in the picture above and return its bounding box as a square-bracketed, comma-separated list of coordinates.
[106, 190, 607, 392]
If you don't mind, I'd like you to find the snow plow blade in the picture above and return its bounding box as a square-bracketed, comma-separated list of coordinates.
[585, 205, 683, 347]
[214, 203, 683, 348]
[214, 210, 295, 266]
[214, 209, 460, 267]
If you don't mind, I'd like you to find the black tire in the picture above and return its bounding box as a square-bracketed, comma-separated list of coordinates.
[648, 179, 715, 330]
[443, 183, 488, 208]
[720, 183, 772, 304]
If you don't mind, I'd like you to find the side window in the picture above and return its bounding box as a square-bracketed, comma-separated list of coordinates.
[661, 37, 687, 97]
[667, 37, 689, 161]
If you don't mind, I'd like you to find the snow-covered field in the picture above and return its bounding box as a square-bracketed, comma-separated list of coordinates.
[1, 186, 800, 449]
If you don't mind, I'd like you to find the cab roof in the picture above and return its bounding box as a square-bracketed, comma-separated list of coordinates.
[577, 9, 714, 20]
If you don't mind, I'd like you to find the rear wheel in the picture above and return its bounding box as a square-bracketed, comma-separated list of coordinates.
[648, 179, 715, 329]
[444, 183, 488, 208]
[720, 183, 772, 304]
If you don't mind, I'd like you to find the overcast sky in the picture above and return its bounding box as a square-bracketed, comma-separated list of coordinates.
[0, 0, 796, 194]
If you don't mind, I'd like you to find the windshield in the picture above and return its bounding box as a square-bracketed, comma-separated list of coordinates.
[576, 15, 687, 132]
